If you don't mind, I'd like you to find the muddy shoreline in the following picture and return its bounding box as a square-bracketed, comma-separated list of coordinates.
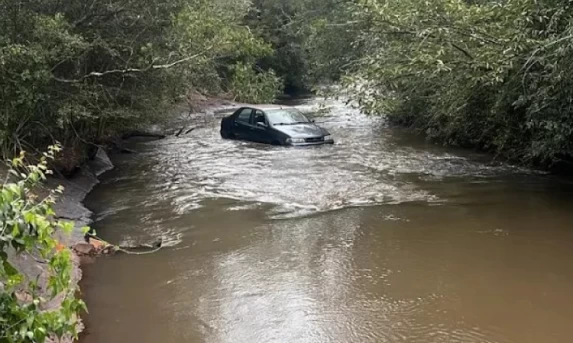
[54, 148, 114, 343]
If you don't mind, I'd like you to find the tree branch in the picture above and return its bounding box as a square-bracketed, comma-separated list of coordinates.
[53, 48, 212, 84]
[450, 42, 473, 59]
[325, 20, 363, 27]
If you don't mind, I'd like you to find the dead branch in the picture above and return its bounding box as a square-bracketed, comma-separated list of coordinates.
[53, 48, 212, 84]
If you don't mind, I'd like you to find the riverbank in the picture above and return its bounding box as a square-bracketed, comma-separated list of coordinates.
[4, 147, 113, 343]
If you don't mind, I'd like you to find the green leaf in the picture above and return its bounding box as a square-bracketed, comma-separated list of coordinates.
[3, 260, 20, 277]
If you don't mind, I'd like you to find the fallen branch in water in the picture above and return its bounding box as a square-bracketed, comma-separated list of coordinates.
[174, 127, 197, 137]
[74, 234, 164, 256]
[175, 127, 185, 137]
[116, 245, 163, 255]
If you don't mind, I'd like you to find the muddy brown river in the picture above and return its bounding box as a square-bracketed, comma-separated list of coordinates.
[80, 97, 573, 343]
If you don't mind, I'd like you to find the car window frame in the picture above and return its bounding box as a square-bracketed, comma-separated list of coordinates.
[253, 109, 268, 127]
[235, 108, 254, 125]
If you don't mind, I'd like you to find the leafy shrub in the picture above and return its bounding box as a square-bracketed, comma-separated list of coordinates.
[0, 145, 85, 342]
[229, 62, 283, 103]
[0, 0, 279, 160]
[347, 0, 573, 167]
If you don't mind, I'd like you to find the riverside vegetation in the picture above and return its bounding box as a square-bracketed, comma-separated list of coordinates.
[0, 0, 282, 168]
[1, 146, 85, 343]
[347, 0, 573, 169]
[3, 0, 573, 168]
[3, 0, 573, 341]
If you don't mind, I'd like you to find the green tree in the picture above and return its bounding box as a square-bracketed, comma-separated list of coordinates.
[246, 0, 311, 93]
[0, 0, 278, 163]
[346, 0, 573, 167]
[229, 62, 283, 103]
[245, 0, 364, 93]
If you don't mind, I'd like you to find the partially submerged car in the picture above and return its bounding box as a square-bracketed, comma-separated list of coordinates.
[220, 105, 334, 146]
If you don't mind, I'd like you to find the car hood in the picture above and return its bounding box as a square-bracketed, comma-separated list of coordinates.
[272, 123, 329, 138]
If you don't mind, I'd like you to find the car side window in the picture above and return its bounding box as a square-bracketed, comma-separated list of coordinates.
[237, 108, 252, 124]
[254, 110, 266, 125]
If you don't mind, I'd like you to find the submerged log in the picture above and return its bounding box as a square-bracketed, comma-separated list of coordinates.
[75, 236, 163, 256]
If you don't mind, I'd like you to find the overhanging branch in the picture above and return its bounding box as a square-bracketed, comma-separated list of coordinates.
[53, 48, 212, 84]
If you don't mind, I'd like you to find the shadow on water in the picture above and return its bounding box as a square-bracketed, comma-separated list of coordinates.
[80, 97, 573, 343]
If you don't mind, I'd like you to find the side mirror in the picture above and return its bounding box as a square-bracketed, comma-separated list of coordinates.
[256, 122, 267, 128]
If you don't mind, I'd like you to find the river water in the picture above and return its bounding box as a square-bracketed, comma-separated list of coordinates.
[80, 97, 573, 343]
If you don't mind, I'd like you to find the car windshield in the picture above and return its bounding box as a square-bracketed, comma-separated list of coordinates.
[266, 109, 310, 125]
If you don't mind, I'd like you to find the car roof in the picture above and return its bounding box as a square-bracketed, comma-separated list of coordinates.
[246, 104, 293, 111]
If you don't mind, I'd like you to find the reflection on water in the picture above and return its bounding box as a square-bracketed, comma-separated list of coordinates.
[81, 98, 573, 343]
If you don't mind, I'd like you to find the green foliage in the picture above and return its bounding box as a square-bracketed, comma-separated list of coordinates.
[245, 0, 363, 93]
[172, 0, 274, 93]
[229, 62, 283, 103]
[0, 0, 277, 160]
[347, 0, 573, 166]
[0, 145, 84, 342]
[300, 1, 366, 84]
[246, 0, 310, 93]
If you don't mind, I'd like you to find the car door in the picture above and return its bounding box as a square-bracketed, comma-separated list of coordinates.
[251, 110, 273, 143]
[233, 108, 254, 140]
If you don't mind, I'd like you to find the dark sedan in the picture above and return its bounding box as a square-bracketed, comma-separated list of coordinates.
[220, 105, 334, 146]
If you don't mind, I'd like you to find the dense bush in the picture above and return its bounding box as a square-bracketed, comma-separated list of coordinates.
[0, 146, 85, 342]
[347, 0, 573, 167]
[245, 0, 311, 94]
[229, 62, 283, 103]
[245, 0, 363, 93]
[0, 0, 277, 160]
